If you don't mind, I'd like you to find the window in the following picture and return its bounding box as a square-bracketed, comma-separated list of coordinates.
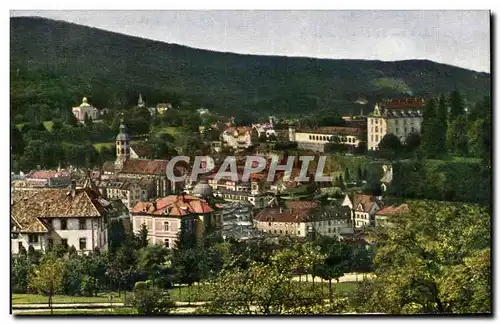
[328, 220, 331, 225]
[371, 119, 374, 125]
[404, 127, 408, 133]
[411, 127, 415, 132]
[164, 239, 170, 248]
[61, 219, 67, 230]
[279, 230, 283, 234]
[48, 238, 53, 250]
[371, 135, 373, 142]
[309, 135, 312, 140]
[375, 135, 379, 141]
[268, 222, 272, 226]
[285, 230, 288, 234]
[61, 239, 68, 248]
[396, 128, 399, 133]
[18, 242, 23, 252]
[79, 238, 87, 250]
[164, 221, 170, 231]
[328, 228, 331, 233]
[298, 230, 301, 235]
[375, 119, 378, 124]
[404, 119, 407, 125]
[79, 219, 87, 230]
[274, 230, 277, 234]
[395, 119, 399, 125]
[375, 126, 378, 133]
[28, 234, 38, 244]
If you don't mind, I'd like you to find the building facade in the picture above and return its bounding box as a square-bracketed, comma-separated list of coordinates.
[221, 126, 253, 150]
[11, 186, 114, 255]
[341, 193, 383, 228]
[130, 194, 222, 248]
[288, 126, 364, 152]
[253, 200, 352, 239]
[367, 98, 425, 151]
[72, 97, 100, 122]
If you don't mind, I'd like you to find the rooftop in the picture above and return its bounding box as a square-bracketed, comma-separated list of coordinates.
[11, 187, 108, 233]
[131, 194, 214, 217]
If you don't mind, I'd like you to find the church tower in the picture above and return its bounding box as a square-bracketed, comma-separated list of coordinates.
[138, 93, 145, 108]
[115, 119, 130, 170]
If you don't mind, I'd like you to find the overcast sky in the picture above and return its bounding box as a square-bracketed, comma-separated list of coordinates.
[10, 10, 490, 73]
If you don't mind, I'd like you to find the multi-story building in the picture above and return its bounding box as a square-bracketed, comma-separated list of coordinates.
[253, 200, 352, 239]
[11, 185, 119, 255]
[130, 194, 222, 248]
[94, 178, 154, 210]
[367, 98, 425, 151]
[341, 193, 384, 228]
[288, 126, 364, 152]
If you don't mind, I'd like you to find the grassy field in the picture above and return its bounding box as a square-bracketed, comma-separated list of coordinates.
[12, 292, 124, 305]
[152, 125, 180, 136]
[16, 121, 54, 132]
[13, 282, 357, 305]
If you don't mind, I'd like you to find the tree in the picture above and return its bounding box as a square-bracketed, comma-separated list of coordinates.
[12, 255, 32, 293]
[446, 115, 468, 156]
[199, 243, 327, 315]
[421, 97, 444, 158]
[449, 89, 464, 119]
[29, 255, 66, 314]
[344, 167, 351, 183]
[405, 132, 421, 154]
[378, 133, 402, 160]
[357, 166, 363, 182]
[137, 245, 172, 288]
[358, 201, 491, 314]
[136, 223, 149, 248]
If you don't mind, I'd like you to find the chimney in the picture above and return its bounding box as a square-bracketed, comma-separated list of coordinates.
[279, 207, 283, 214]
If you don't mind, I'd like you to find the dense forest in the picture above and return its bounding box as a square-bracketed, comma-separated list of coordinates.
[10, 16, 491, 122]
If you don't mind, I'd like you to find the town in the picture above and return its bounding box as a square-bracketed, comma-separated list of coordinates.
[10, 12, 491, 316]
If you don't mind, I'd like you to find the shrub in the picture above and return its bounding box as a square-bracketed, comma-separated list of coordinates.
[130, 287, 175, 315]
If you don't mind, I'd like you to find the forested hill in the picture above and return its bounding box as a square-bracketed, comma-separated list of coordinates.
[10, 16, 491, 121]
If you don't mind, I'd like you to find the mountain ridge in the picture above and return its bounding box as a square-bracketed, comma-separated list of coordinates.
[10, 16, 491, 120]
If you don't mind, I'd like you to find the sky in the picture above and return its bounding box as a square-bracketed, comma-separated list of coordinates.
[10, 10, 490, 73]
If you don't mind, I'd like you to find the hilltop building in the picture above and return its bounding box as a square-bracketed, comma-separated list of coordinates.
[367, 98, 425, 151]
[72, 97, 99, 122]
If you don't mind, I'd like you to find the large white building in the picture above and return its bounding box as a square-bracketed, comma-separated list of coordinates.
[367, 98, 425, 151]
[288, 126, 364, 152]
[72, 97, 100, 122]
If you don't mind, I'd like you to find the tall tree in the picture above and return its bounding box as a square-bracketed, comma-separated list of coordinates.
[446, 115, 468, 156]
[29, 255, 66, 314]
[449, 89, 464, 119]
[420, 97, 444, 158]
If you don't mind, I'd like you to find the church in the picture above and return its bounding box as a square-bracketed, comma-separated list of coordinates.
[100, 120, 183, 199]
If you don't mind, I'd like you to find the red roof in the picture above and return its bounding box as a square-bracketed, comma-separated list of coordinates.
[26, 169, 70, 179]
[131, 194, 213, 217]
[376, 204, 409, 216]
[383, 98, 425, 109]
